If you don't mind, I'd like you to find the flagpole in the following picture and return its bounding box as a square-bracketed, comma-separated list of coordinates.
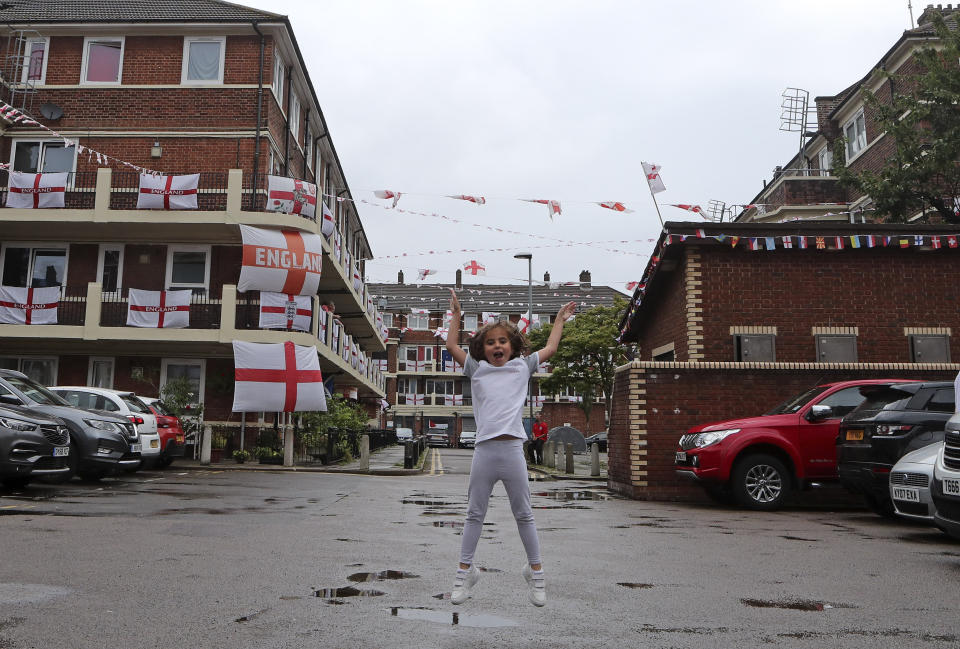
[648, 187, 664, 227]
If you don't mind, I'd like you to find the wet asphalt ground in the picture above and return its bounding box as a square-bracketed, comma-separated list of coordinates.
[1, 448, 959, 649]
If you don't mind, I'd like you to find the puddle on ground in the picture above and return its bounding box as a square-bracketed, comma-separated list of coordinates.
[533, 489, 609, 501]
[422, 521, 495, 529]
[402, 499, 454, 506]
[781, 536, 819, 542]
[741, 598, 842, 611]
[348, 570, 419, 582]
[312, 586, 385, 599]
[334, 538, 362, 543]
[279, 596, 303, 601]
[390, 607, 518, 628]
[432, 592, 451, 600]
[420, 511, 465, 517]
[477, 566, 502, 573]
[0, 583, 71, 605]
[639, 623, 728, 635]
[618, 583, 654, 589]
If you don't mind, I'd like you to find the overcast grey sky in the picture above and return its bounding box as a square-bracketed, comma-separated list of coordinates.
[243, 0, 915, 292]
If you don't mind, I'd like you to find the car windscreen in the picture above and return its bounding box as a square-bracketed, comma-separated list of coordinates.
[120, 394, 150, 414]
[150, 400, 174, 416]
[765, 385, 829, 415]
[3, 375, 70, 406]
[849, 387, 916, 413]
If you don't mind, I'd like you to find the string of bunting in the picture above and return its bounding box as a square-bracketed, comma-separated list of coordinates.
[369, 237, 657, 260]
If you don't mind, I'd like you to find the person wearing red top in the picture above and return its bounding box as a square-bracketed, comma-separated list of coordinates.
[531, 418, 548, 464]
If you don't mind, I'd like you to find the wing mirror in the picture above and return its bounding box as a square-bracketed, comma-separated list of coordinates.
[807, 404, 833, 421]
[0, 394, 23, 406]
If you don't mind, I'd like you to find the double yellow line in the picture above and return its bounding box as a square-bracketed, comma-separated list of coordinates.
[428, 447, 445, 476]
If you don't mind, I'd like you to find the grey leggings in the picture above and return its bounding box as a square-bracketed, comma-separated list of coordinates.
[459, 438, 541, 566]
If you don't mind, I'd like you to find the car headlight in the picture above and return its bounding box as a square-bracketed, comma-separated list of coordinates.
[83, 419, 123, 433]
[694, 428, 741, 448]
[0, 416, 39, 432]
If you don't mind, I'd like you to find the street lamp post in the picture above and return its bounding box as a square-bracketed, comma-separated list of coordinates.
[514, 252, 534, 430]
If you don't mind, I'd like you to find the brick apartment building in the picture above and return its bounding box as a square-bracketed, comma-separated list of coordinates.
[735, 4, 954, 224]
[0, 1, 385, 441]
[369, 270, 623, 440]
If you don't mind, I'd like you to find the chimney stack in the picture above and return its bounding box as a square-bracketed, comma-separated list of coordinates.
[456, 269, 462, 290]
[398, 270, 404, 284]
[579, 269, 592, 289]
[543, 270, 550, 282]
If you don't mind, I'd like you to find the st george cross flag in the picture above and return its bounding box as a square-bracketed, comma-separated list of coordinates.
[373, 189, 402, 208]
[136, 173, 199, 210]
[320, 202, 335, 238]
[625, 281, 640, 291]
[6, 171, 67, 209]
[463, 260, 486, 276]
[259, 291, 312, 332]
[642, 162, 666, 194]
[352, 263, 363, 293]
[597, 201, 634, 213]
[482, 312, 499, 325]
[232, 340, 326, 413]
[418, 269, 437, 280]
[522, 199, 562, 219]
[267, 175, 317, 220]
[782, 236, 793, 249]
[447, 194, 486, 205]
[0, 285, 58, 324]
[670, 204, 705, 216]
[126, 288, 191, 328]
[237, 224, 323, 296]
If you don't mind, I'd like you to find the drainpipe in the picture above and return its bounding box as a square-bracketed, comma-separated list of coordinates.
[303, 107, 311, 178]
[283, 68, 292, 175]
[251, 21, 265, 198]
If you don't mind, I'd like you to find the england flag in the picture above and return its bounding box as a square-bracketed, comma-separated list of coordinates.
[237, 224, 323, 296]
[6, 172, 67, 209]
[259, 292, 312, 332]
[321, 202, 335, 238]
[232, 340, 327, 413]
[0, 285, 59, 324]
[267, 175, 317, 220]
[126, 289, 191, 328]
[136, 173, 199, 210]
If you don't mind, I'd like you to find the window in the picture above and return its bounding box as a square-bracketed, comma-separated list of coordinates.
[271, 49, 285, 108]
[817, 386, 869, 419]
[11, 140, 76, 173]
[844, 110, 867, 160]
[304, 123, 313, 170]
[1, 245, 68, 288]
[161, 359, 205, 404]
[22, 37, 48, 83]
[734, 334, 775, 361]
[97, 245, 124, 293]
[425, 379, 455, 395]
[289, 94, 300, 142]
[909, 334, 950, 362]
[382, 313, 394, 328]
[182, 37, 225, 84]
[925, 388, 955, 413]
[408, 312, 430, 330]
[817, 147, 833, 176]
[57, 390, 118, 411]
[816, 335, 857, 362]
[463, 314, 478, 331]
[18, 357, 57, 386]
[81, 37, 124, 84]
[401, 345, 434, 371]
[397, 377, 418, 394]
[88, 357, 115, 388]
[165, 245, 210, 294]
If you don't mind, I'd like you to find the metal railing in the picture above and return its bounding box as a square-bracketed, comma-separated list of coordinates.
[108, 171, 229, 210]
[99, 287, 223, 328]
[240, 173, 320, 224]
[58, 285, 88, 325]
[0, 170, 97, 209]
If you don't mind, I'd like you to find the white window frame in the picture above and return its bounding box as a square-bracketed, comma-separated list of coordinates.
[96, 244, 125, 293]
[181, 36, 225, 85]
[80, 36, 125, 85]
[87, 356, 115, 389]
[289, 93, 300, 142]
[463, 313, 478, 331]
[271, 49, 285, 110]
[408, 313, 430, 330]
[21, 36, 49, 84]
[160, 358, 206, 404]
[17, 356, 58, 386]
[817, 146, 833, 177]
[844, 109, 867, 161]
[0, 242, 69, 289]
[165, 244, 211, 293]
[381, 312, 394, 327]
[10, 139, 78, 174]
[304, 123, 313, 171]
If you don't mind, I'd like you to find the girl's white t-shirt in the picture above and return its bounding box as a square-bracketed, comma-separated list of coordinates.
[463, 352, 539, 443]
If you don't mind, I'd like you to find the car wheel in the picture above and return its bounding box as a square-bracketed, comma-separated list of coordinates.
[864, 493, 897, 518]
[732, 454, 790, 510]
[1, 476, 31, 489]
[157, 455, 173, 468]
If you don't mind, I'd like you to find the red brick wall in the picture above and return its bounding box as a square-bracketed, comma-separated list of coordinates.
[57, 355, 89, 386]
[608, 363, 958, 501]
[540, 402, 606, 435]
[634, 257, 688, 360]
[123, 245, 167, 290]
[67, 243, 99, 288]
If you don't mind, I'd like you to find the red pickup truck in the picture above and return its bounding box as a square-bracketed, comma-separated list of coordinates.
[675, 379, 916, 510]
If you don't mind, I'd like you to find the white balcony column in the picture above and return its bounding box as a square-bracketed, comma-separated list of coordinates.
[93, 167, 112, 219]
[227, 169, 243, 214]
[218, 284, 238, 341]
[82, 282, 102, 341]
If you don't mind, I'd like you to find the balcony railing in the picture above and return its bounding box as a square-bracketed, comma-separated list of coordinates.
[0, 170, 98, 209]
[109, 171, 228, 211]
[58, 285, 89, 325]
[99, 287, 223, 328]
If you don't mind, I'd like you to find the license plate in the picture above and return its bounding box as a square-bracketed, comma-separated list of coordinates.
[150, 439, 159, 448]
[130, 443, 142, 453]
[845, 429, 864, 441]
[176, 435, 184, 443]
[52, 446, 69, 457]
[892, 486, 920, 502]
[945, 478, 960, 496]
[675, 451, 687, 463]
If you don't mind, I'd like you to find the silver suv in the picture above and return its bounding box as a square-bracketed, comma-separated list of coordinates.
[932, 405, 960, 539]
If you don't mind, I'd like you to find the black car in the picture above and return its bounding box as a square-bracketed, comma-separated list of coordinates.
[0, 405, 71, 488]
[0, 370, 140, 481]
[837, 381, 953, 516]
[584, 431, 607, 452]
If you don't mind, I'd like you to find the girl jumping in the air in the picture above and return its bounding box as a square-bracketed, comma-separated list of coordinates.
[444, 289, 576, 607]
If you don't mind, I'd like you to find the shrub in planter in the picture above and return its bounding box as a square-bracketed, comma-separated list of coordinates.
[232, 449, 252, 464]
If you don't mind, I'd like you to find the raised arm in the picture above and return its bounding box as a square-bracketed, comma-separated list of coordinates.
[535, 301, 576, 364]
[445, 289, 467, 366]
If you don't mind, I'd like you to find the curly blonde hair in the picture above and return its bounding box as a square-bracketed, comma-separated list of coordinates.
[468, 321, 529, 362]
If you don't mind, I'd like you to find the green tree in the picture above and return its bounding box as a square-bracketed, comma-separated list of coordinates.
[159, 376, 204, 439]
[835, 13, 960, 223]
[527, 297, 632, 426]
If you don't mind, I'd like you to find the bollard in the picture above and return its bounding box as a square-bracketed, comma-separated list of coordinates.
[403, 441, 413, 469]
[591, 443, 600, 476]
[545, 441, 554, 468]
[554, 443, 562, 471]
[565, 443, 574, 474]
[200, 424, 212, 465]
[359, 434, 370, 472]
[283, 415, 294, 467]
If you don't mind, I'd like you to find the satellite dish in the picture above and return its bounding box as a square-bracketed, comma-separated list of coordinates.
[39, 103, 63, 120]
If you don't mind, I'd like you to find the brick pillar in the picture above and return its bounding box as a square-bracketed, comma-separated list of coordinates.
[607, 362, 648, 498]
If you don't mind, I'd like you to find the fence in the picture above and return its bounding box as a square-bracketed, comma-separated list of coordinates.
[99, 287, 223, 328]
[0, 170, 98, 209]
[108, 171, 229, 210]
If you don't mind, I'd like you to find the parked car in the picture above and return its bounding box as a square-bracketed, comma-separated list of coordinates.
[395, 427, 414, 443]
[51, 387, 161, 468]
[0, 405, 71, 488]
[675, 379, 917, 510]
[140, 397, 186, 467]
[838, 381, 953, 517]
[931, 408, 960, 540]
[459, 430, 477, 448]
[889, 441, 942, 523]
[584, 431, 607, 452]
[0, 370, 140, 480]
[426, 428, 449, 447]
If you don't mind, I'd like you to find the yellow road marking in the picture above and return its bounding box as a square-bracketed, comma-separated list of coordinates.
[428, 447, 445, 476]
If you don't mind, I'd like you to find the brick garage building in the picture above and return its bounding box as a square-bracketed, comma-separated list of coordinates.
[609, 222, 960, 501]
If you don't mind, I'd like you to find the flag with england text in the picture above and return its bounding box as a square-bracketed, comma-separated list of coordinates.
[6, 171, 67, 209]
[258, 292, 312, 332]
[642, 162, 666, 193]
[232, 340, 326, 413]
[0, 285, 58, 324]
[126, 288, 191, 328]
[136, 173, 199, 210]
[237, 224, 323, 296]
[267, 175, 317, 220]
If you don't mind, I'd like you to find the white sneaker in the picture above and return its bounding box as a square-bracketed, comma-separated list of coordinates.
[522, 564, 546, 607]
[450, 565, 480, 605]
